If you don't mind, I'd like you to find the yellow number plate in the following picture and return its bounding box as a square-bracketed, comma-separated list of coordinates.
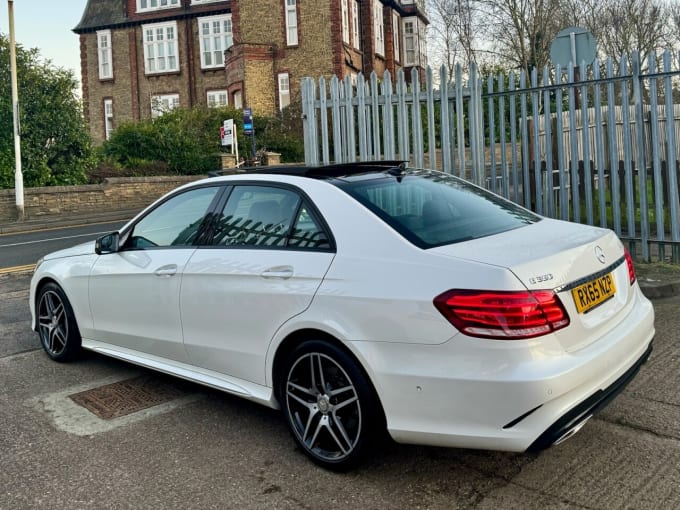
[571, 272, 616, 314]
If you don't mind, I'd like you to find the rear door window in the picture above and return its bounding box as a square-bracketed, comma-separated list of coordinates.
[336, 170, 540, 248]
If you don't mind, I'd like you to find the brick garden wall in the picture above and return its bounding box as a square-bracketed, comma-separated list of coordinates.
[0, 176, 201, 223]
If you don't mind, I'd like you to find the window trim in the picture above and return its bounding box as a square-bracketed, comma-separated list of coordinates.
[352, 0, 361, 49]
[277, 72, 291, 111]
[207, 89, 229, 108]
[142, 21, 179, 75]
[198, 14, 233, 70]
[136, 0, 181, 13]
[285, 0, 299, 47]
[373, 0, 385, 57]
[341, 0, 350, 45]
[403, 18, 416, 67]
[104, 99, 113, 141]
[151, 93, 180, 118]
[97, 30, 113, 80]
[392, 12, 400, 63]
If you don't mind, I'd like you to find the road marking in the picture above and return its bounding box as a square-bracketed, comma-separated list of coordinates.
[0, 264, 35, 275]
[0, 230, 111, 248]
[0, 219, 127, 237]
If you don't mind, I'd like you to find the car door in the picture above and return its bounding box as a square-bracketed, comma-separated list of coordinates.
[180, 183, 335, 384]
[88, 185, 223, 362]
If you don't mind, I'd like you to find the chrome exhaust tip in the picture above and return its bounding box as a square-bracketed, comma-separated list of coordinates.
[553, 415, 593, 446]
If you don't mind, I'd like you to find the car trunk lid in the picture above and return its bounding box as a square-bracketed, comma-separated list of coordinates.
[429, 218, 634, 352]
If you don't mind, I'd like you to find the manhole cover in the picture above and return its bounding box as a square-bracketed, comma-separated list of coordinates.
[69, 375, 192, 420]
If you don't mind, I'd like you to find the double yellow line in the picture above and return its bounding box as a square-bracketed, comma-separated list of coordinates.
[0, 264, 35, 275]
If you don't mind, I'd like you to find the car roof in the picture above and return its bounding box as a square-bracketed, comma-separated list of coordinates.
[207, 161, 407, 180]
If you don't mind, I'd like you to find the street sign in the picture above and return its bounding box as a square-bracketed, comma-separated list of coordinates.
[243, 108, 254, 135]
[222, 119, 234, 146]
[550, 27, 597, 69]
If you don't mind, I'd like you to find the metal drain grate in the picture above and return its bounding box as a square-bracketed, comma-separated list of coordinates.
[69, 375, 191, 420]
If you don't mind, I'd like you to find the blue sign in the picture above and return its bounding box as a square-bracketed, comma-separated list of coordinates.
[243, 108, 254, 135]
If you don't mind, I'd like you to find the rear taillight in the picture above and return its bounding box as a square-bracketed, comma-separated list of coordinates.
[434, 289, 570, 340]
[624, 247, 636, 285]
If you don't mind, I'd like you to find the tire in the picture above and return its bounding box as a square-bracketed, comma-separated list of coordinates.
[36, 282, 82, 362]
[278, 340, 382, 471]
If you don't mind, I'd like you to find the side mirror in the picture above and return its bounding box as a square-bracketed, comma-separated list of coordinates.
[95, 232, 120, 255]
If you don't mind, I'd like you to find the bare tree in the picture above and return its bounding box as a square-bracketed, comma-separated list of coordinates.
[478, 0, 565, 75]
[592, 0, 670, 63]
[428, 0, 480, 80]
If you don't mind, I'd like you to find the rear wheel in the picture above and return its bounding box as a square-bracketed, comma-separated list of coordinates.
[37, 283, 81, 362]
[279, 340, 382, 470]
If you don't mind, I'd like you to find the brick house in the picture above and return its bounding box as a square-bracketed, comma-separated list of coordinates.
[74, 0, 428, 144]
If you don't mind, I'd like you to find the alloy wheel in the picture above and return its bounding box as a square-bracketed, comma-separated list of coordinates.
[285, 352, 362, 463]
[38, 290, 69, 357]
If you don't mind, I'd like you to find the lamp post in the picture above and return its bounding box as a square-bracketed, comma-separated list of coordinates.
[8, 0, 24, 222]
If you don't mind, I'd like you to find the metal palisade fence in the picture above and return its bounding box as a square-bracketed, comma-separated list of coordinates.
[301, 50, 680, 262]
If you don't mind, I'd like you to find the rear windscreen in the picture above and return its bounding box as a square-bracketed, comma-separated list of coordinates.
[335, 170, 540, 249]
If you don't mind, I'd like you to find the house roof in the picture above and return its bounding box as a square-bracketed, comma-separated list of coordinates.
[73, 0, 128, 33]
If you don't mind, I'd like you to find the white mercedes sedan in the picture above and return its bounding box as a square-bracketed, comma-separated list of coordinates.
[30, 162, 655, 470]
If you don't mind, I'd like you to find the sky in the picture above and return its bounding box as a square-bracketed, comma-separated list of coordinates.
[0, 0, 89, 82]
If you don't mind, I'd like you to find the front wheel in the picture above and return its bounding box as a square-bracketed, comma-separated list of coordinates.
[279, 340, 382, 470]
[36, 282, 81, 362]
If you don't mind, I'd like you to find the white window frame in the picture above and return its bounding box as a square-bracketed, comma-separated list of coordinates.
[143, 22, 179, 75]
[352, 1, 360, 49]
[373, 0, 384, 57]
[207, 90, 229, 108]
[199, 15, 233, 69]
[285, 0, 298, 46]
[104, 99, 113, 140]
[392, 12, 400, 63]
[419, 21, 427, 67]
[151, 94, 180, 118]
[137, 0, 180, 13]
[97, 30, 113, 80]
[278, 73, 291, 111]
[341, 0, 350, 45]
[190, 0, 222, 4]
[233, 90, 243, 109]
[403, 18, 416, 66]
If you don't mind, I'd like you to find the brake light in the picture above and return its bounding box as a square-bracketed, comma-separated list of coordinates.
[434, 289, 570, 340]
[624, 247, 636, 285]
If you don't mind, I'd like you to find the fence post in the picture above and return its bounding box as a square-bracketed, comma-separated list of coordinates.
[632, 51, 650, 261]
[302, 78, 319, 166]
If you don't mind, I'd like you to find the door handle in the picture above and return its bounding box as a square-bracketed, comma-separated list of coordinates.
[154, 264, 178, 277]
[261, 265, 294, 279]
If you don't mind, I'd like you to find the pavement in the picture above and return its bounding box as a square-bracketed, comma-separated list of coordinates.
[2, 209, 680, 299]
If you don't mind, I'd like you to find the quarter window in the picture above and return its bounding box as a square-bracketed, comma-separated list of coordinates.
[128, 187, 220, 249]
[143, 22, 179, 74]
[97, 30, 113, 79]
[199, 15, 233, 69]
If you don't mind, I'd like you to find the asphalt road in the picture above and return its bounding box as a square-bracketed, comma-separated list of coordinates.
[1, 271, 679, 509]
[0, 221, 126, 270]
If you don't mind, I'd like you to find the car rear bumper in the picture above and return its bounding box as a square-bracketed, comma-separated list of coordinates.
[347, 285, 655, 452]
[527, 340, 653, 451]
